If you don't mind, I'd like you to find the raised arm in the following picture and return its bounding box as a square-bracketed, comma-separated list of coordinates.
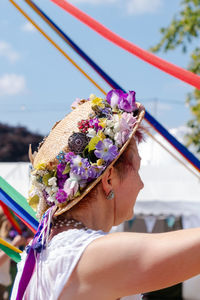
[71, 229, 200, 299]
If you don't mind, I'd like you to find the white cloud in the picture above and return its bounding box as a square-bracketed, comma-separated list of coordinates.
[126, 0, 162, 15]
[0, 74, 26, 97]
[21, 22, 36, 32]
[0, 41, 20, 63]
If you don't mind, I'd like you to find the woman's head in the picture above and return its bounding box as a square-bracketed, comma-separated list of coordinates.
[28, 89, 145, 219]
[66, 136, 144, 227]
[112, 138, 144, 224]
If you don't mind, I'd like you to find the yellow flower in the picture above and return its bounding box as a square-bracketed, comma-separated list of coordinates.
[35, 162, 46, 170]
[97, 131, 106, 140]
[98, 118, 106, 128]
[28, 192, 39, 211]
[97, 159, 104, 166]
[91, 97, 105, 108]
[89, 93, 96, 101]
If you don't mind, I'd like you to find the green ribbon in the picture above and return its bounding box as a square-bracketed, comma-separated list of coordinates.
[0, 243, 21, 263]
[0, 176, 37, 220]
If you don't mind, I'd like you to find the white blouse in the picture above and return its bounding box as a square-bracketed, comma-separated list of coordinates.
[11, 229, 141, 300]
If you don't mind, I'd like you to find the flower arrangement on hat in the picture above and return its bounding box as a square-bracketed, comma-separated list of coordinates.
[28, 89, 143, 216]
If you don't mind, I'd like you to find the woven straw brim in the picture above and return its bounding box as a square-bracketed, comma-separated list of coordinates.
[33, 101, 145, 216]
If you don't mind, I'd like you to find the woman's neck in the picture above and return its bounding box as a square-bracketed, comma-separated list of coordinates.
[64, 193, 115, 232]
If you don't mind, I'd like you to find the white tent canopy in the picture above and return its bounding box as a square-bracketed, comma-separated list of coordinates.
[135, 126, 200, 216]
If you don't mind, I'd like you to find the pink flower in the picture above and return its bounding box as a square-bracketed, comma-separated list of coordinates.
[121, 112, 137, 130]
[63, 174, 79, 198]
[114, 113, 137, 147]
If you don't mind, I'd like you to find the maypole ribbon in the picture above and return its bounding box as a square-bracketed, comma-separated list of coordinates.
[0, 176, 38, 233]
[22, 0, 200, 172]
[0, 237, 22, 254]
[50, 0, 200, 90]
[0, 200, 22, 235]
[0, 238, 22, 263]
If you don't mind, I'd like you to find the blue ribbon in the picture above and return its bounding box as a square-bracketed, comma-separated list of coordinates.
[0, 188, 39, 232]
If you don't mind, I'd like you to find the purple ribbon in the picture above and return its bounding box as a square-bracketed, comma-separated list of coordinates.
[15, 206, 56, 299]
[16, 248, 37, 300]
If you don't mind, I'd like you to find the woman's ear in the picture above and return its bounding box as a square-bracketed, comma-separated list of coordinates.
[101, 166, 115, 196]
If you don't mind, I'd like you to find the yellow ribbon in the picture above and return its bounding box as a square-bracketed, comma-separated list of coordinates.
[0, 237, 22, 254]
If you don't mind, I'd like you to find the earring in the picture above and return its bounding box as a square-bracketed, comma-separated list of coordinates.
[107, 190, 115, 200]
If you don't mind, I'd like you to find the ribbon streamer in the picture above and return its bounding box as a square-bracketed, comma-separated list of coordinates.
[50, 0, 200, 90]
[0, 237, 22, 254]
[0, 200, 22, 235]
[0, 176, 38, 233]
[22, 0, 200, 172]
[0, 243, 22, 263]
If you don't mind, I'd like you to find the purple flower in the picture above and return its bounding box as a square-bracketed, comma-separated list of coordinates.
[87, 165, 99, 180]
[106, 89, 137, 113]
[64, 152, 75, 163]
[57, 177, 67, 189]
[106, 89, 125, 109]
[118, 91, 137, 113]
[57, 163, 66, 178]
[89, 118, 102, 131]
[55, 189, 68, 203]
[94, 139, 119, 162]
[101, 107, 112, 117]
[70, 156, 90, 180]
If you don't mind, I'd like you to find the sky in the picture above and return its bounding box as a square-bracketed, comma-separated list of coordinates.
[0, 0, 197, 138]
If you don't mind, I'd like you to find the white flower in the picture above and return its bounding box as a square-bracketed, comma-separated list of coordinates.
[30, 174, 37, 185]
[71, 155, 82, 167]
[47, 195, 56, 203]
[52, 186, 58, 193]
[45, 186, 52, 195]
[106, 114, 120, 134]
[34, 181, 44, 189]
[104, 127, 114, 138]
[114, 122, 120, 132]
[48, 177, 57, 187]
[86, 128, 96, 138]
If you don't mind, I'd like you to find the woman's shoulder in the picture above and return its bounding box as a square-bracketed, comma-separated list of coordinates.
[48, 228, 107, 251]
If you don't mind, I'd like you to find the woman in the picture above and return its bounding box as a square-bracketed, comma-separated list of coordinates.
[11, 89, 200, 300]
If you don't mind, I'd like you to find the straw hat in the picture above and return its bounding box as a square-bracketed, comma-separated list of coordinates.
[29, 90, 145, 217]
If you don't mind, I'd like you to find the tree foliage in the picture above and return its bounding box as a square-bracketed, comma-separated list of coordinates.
[0, 123, 43, 162]
[151, 0, 200, 155]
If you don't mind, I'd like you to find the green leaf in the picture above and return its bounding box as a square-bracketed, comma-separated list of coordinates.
[83, 145, 89, 158]
[42, 173, 52, 186]
[62, 164, 70, 174]
[88, 136, 100, 151]
[74, 190, 81, 197]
